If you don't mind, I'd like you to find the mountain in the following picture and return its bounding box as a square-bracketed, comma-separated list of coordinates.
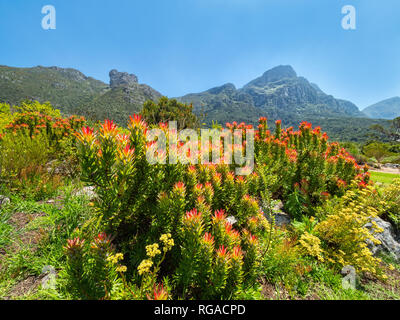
[0, 64, 389, 141]
[363, 97, 400, 120]
[179, 65, 366, 126]
[81, 70, 162, 123]
[0, 65, 162, 125]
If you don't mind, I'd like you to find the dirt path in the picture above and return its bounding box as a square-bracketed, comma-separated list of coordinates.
[370, 167, 400, 174]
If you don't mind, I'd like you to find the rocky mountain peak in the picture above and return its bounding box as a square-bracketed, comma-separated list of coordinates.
[109, 69, 138, 88]
[207, 83, 236, 95]
[244, 65, 297, 88]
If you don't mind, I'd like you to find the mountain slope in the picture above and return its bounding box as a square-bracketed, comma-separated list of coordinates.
[0, 65, 108, 115]
[0, 66, 162, 125]
[363, 97, 400, 120]
[179, 65, 366, 126]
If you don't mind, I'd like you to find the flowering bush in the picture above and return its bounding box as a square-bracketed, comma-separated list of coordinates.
[254, 118, 369, 218]
[0, 103, 87, 197]
[71, 115, 375, 299]
[74, 116, 270, 299]
[379, 179, 400, 231]
[313, 186, 385, 277]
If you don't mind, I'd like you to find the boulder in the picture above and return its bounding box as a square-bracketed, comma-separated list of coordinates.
[263, 200, 291, 227]
[365, 217, 400, 261]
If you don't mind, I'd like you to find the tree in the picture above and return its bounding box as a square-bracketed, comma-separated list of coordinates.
[141, 97, 198, 129]
[15, 100, 61, 118]
[362, 142, 391, 163]
[370, 117, 400, 142]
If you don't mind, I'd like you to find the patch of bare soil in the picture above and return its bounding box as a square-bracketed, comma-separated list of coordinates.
[7, 211, 47, 251]
[261, 279, 291, 300]
[9, 212, 46, 231]
[1, 211, 50, 299]
[3, 274, 45, 300]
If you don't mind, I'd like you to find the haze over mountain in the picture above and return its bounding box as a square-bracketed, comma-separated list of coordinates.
[363, 97, 400, 120]
[0, 64, 390, 141]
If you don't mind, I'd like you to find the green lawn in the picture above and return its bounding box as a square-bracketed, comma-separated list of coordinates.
[370, 171, 400, 184]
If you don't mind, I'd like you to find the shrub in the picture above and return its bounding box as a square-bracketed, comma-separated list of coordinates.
[69, 115, 375, 299]
[73, 117, 268, 299]
[379, 179, 400, 231]
[141, 96, 198, 129]
[314, 186, 385, 277]
[0, 106, 87, 197]
[254, 119, 368, 217]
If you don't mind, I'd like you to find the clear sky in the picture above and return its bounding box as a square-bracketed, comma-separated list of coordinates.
[0, 0, 399, 109]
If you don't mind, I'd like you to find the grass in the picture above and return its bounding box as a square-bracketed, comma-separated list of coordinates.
[0, 181, 94, 300]
[370, 171, 400, 184]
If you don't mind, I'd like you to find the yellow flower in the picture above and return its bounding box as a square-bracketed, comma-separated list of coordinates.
[146, 244, 161, 258]
[160, 233, 174, 252]
[116, 265, 127, 273]
[138, 259, 153, 275]
[107, 253, 124, 264]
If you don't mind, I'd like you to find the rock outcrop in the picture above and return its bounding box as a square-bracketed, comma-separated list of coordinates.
[366, 217, 400, 261]
[109, 69, 138, 88]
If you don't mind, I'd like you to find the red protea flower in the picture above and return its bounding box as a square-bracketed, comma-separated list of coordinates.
[203, 232, 215, 245]
[248, 234, 258, 245]
[188, 165, 197, 174]
[216, 245, 229, 259]
[337, 179, 347, 188]
[101, 119, 118, 136]
[173, 181, 186, 192]
[119, 144, 135, 159]
[320, 191, 330, 200]
[76, 126, 95, 142]
[204, 182, 213, 191]
[116, 133, 130, 144]
[91, 232, 112, 251]
[225, 221, 233, 234]
[129, 114, 147, 133]
[185, 209, 202, 224]
[213, 209, 226, 223]
[231, 246, 243, 260]
[64, 237, 85, 257]
[358, 181, 368, 189]
[147, 283, 168, 300]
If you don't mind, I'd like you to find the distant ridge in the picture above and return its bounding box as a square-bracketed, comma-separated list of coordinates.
[178, 65, 366, 125]
[363, 97, 400, 120]
[0, 64, 390, 141]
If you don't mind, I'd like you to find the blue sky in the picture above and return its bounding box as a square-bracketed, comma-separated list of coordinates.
[0, 0, 399, 109]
